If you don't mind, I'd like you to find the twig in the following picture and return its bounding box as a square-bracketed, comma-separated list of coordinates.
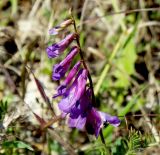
[25, 65, 55, 116]
[79, 0, 89, 31]
[118, 114, 160, 118]
[29, 0, 42, 18]
[124, 116, 129, 132]
[21, 39, 38, 99]
[78, 7, 160, 26]
[99, 129, 107, 147]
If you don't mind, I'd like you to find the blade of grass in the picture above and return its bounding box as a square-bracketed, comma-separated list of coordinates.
[94, 33, 124, 95]
[10, 0, 17, 16]
[27, 66, 55, 116]
[21, 38, 38, 99]
[2, 140, 34, 151]
[95, 21, 138, 95]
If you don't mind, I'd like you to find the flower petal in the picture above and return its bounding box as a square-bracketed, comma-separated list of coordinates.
[98, 112, 121, 127]
[64, 61, 81, 85]
[86, 108, 102, 137]
[68, 115, 86, 130]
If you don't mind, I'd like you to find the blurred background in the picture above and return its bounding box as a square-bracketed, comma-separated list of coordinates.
[0, 0, 160, 154]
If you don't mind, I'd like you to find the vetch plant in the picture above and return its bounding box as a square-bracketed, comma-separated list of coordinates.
[46, 16, 120, 138]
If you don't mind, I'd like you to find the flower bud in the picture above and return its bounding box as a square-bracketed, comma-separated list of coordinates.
[46, 33, 76, 58]
[49, 19, 73, 35]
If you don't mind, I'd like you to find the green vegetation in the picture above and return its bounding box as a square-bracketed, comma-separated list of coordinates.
[0, 0, 160, 154]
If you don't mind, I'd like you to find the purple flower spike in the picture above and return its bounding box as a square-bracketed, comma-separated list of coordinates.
[52, 46, 79, 81]
[46, 17, 121, 139]
[53, 61, 81, 98]
[46, 34, 76, 58]
[58, 69, 88, 113]
[98, 112, 121, 127]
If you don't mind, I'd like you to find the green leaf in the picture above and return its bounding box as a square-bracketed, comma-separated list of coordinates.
[112, 138, 128, 155]
[112, 21, 139, 88]
[2, 140, 34, 151]
[114, 38, 137, 88]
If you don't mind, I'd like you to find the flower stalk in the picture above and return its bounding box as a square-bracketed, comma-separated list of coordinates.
[67, 15, 107, 145]
[71, 16, 96, 106]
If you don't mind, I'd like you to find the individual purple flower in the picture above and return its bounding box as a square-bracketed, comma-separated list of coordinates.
[62, 83, 120, 137]
[86, 108, 121, 137]
[58, 69, 88, 113]
[49, 19, 73, 35]
[52, 46, 79, 80]
[46, 33, 76, 58]
[68, 88, 92, 130]
[67, 87, 120, 137]
[68, 107, 120, 137]
[53, 61, 81, 98]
